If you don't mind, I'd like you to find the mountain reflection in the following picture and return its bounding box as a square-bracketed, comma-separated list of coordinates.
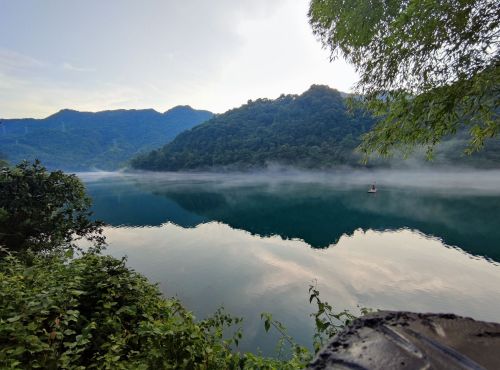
[85, 174, 500, 262]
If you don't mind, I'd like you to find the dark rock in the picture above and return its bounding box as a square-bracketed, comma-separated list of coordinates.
[307, 311, 500, 370]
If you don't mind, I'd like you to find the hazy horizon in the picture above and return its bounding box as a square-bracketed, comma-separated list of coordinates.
[0, 83, 345, 120]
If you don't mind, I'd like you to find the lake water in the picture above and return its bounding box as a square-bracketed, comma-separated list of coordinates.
[80, 170, 500, 354]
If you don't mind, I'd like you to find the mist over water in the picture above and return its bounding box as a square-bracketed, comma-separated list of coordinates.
[79, 167, 500, 194]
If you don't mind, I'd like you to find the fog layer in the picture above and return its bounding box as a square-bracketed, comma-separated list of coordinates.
[77, 168, 500, 195]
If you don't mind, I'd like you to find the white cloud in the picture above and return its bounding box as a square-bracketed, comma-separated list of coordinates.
[0, 48, 46, 71]
[62, 62, 95, 72]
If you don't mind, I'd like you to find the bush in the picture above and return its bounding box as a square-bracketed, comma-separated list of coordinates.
[0, 253, 310, 369]
[0, 161, 104, 258]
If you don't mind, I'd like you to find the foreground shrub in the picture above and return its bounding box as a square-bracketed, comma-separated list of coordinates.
[0, 253, 310, 369]
[0, 161, 104, 258]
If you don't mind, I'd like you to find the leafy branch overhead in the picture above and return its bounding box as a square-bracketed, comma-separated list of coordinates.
[309, 0, 499, 157]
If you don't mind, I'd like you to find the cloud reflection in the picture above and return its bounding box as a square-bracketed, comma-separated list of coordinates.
[99, 222, 500, 353]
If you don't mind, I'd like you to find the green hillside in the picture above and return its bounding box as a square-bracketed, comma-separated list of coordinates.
[0, 106, 212, 171]
[132, 85, 375, 170]
[132, 86, 500, 171]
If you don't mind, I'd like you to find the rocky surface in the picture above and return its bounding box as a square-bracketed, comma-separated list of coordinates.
[307, 311, 500, 370]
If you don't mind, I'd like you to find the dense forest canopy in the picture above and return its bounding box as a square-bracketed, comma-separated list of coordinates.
[0, 106, 212, 171]
[0, 153, 7, 167]
[309, 0, 499, 158]
[131, 85, 376, 170]
[132, 85, 500, 171]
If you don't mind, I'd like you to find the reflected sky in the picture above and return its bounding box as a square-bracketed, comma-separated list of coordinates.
[101, 223, 500, 354]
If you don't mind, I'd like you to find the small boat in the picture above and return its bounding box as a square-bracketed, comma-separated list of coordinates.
[367, 184, 377, 193]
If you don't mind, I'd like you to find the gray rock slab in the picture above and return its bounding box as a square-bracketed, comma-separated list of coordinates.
[307, 311, 500, 370]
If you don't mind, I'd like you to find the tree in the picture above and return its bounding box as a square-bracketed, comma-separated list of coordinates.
[0, 151, 8, 168]
[308, 0, 499, 158]
[0, 160, 105, 257]
[131, 85, 375, 171]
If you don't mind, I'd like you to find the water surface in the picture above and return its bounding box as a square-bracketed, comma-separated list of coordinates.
[81, 170, 500, 354]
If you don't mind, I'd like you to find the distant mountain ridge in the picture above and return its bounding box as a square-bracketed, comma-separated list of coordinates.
[0, 106, 213, 170]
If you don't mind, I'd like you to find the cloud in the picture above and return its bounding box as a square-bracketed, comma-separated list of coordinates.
[0, 0, 357, 118]
[0, 48, 46, 71]
[0, 72, 145, 118]
[62, 62, 95, 72]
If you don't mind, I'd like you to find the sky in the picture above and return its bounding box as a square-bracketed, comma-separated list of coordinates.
[0, 0, 357, 118]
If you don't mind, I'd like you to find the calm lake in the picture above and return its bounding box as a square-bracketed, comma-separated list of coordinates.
[80, 170, 500, 354]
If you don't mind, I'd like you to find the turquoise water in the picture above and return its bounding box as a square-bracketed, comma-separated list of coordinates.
[81, 170, 500, 354]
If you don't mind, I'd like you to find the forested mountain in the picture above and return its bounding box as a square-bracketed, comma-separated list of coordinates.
[132, 85, 376, 170]
[132, 85, 500, 171]
[0, 106, 212, 170]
